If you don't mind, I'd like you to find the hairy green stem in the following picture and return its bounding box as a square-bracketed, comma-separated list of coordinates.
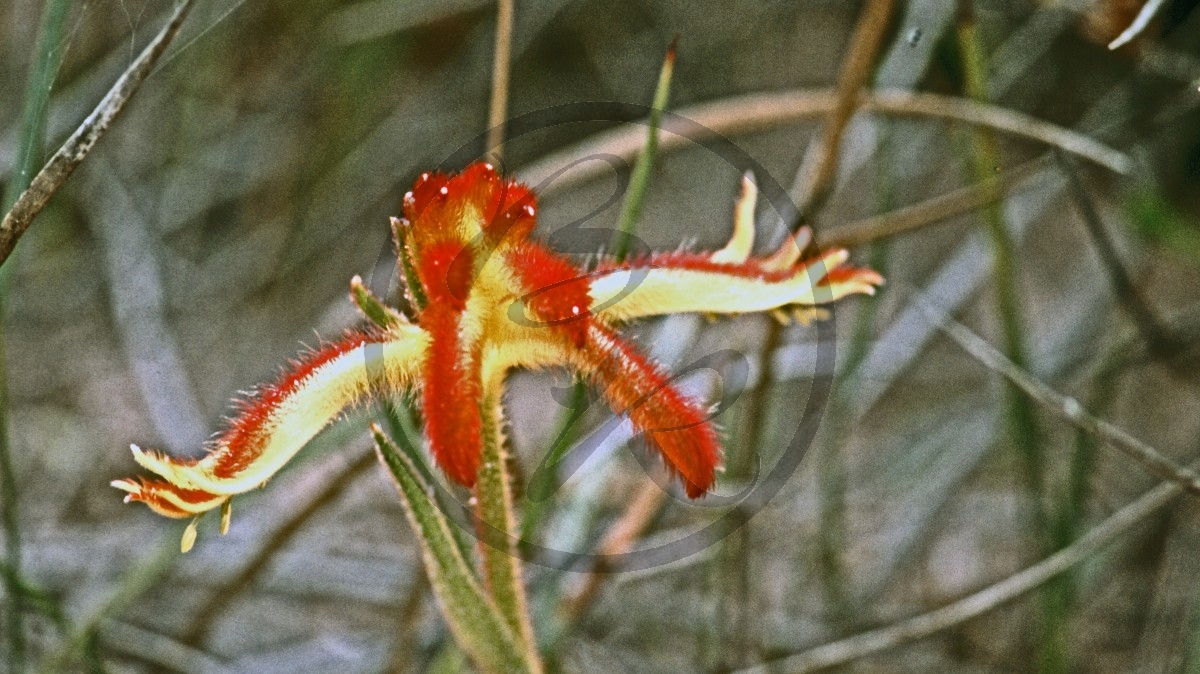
[475, 393, 542, 672]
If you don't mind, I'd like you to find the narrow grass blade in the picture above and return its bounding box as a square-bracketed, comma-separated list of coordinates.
[372, 424, 533, 674]
[0, 0, 195, 268]
[525, 42, 677, 543]
[611, 40, 676, 262]
[2, 2, 75, 669]
[4, 0, 74, 211]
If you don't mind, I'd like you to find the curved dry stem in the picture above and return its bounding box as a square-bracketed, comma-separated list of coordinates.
[825, 156, 1048, 249]
[519, 89, 1131, 194]
[1108, 0, 1166, 50]
[922, 299, 1200, 498]
[791, 0, 897, 212]
[732, 468, 1187, 674]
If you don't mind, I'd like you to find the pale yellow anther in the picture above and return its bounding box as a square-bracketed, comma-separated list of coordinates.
[711, 171, 757, 264]
[220, 499, 232, 535]
[181, 518, 199, 553]
[791, 307, 830, 326]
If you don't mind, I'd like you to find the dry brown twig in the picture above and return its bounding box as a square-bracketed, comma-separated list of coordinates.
[486, 0, 515, 160]
[922, 299, 1200, 497]
[179, 446, 377, 646]
[519, 89, 1131, 193]
[732, 465, 1188, 674]
[825, 155, 1048, 249]
[790, 0, 898, 213]
[0, 0, 195, 268]
[729, 298, 1200, 674]
[559, 480, 666, 622]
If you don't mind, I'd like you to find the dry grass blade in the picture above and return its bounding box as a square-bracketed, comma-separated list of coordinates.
[519, 89, 1131, 193]
[733, 467, 1189, 674]
[921, 298, 1200, 497]
[486, 0, 515, 159]
[790, 0, 897, 212]
[1054, 151, 1181, 356]
[825, 156, 1048, 249]
[0, 0, 194, 268]
[560, 480, 665, 622]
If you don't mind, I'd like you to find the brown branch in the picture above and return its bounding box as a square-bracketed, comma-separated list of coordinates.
[732, 464, 1188, 674]
[1054, 151, 1183, 357]
[179, 446, 376, 646]
[0, 0, 194, 268]
[791, 0, 898, 213]
[486, 0, 515, 160]
[825, 155, 1048, 249]
[559, 480, 666, 622]
[520, 89, 1131, 194]
[923, 299, 1200, 497]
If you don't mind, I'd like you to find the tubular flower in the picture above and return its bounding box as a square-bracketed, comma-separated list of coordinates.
[114, 162, 882, 550]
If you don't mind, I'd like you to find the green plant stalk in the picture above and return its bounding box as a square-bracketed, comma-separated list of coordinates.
[350, 277, 480, 575]
[475, 393, 542, 671]
[815, 114, 897, 626]
[519, 380, 586, 541]
[956, 17, 1059, 673]
[373, 426, 533, 674]
[3, 2, 74, 670]
[524, 44, 676, 542]
[821, 244, 891, 624]
[1043, 345, 1124, 628]
[4, 0, 73, 212]
[611, 42, 675, 262]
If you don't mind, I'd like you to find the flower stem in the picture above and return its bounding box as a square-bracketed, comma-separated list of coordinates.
[475, 392, 543, 672]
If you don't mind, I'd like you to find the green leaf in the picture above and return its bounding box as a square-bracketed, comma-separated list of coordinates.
[349, 274, 407, 329]
[371, 424, 533, 674]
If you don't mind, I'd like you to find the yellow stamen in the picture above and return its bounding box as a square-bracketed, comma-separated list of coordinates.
[181, 517, 199, 553]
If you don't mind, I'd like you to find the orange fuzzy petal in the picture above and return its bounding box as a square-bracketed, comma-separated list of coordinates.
[576, 323, 720, 497]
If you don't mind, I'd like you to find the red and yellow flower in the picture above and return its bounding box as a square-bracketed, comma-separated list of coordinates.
[113, 163, 882, 549]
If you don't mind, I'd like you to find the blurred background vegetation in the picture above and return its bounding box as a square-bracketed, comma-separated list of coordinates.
[2, 0, 1200, 671]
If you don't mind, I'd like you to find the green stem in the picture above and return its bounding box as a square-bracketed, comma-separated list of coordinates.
[520, 379, 586, 541]
[3, 3, 74, 670]
[374, 426, 530, 674]
[525, 43, 676, 542]
[612, 41, 676, 262]
[475, 392, 542, 672]
[956, 11, 1057, 672]
[816, 120, 896, 627]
